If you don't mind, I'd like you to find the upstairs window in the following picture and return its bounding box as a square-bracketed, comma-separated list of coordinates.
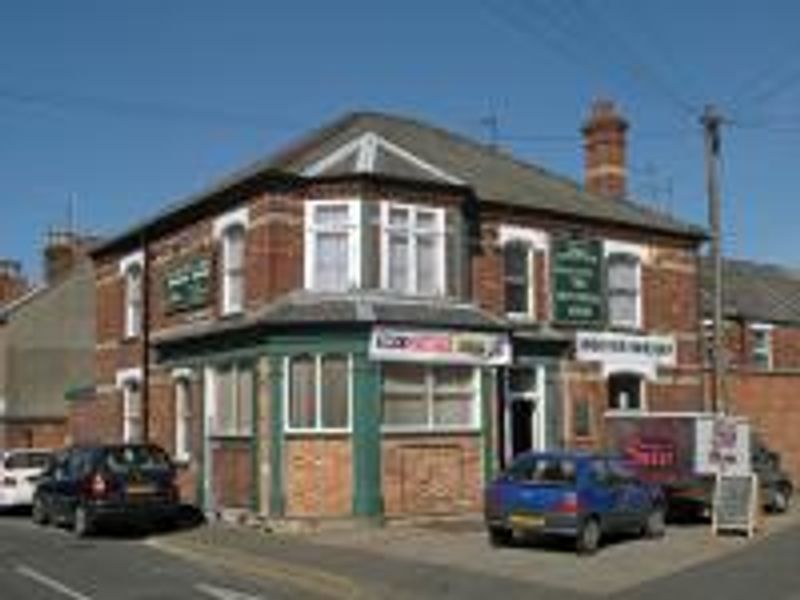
[750, 325, 772, 370]
[504, 240, 533, 317]
[221, 224, 246, 315]
[124, 262, 143, 339]
[607, 252, 641, 329]
[305, 201, 361, 292]
[381, 203, 445, 296]
[608, 373, 643, 411]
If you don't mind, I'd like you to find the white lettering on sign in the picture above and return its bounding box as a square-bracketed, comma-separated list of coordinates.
[370, 328, 511, 366]
[575, 331, 676, 380]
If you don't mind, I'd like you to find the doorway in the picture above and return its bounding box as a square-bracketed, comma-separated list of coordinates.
[505, 365, 546, 462]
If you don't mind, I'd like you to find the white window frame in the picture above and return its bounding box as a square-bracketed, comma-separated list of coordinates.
[607, 371, 646, 412]
[379, 202, 446, 296]
[498, 225, 548, 320]
[750, 323, 773, 370]
[283, 354, 353, 434]
[604, 240, 645, 330]
[219, 224, 246, 315]
[503, 241, 535, 319]
[380, 364, 481, 433]
[214, 208, 249, 316]
[304, 199, 362, 291]
[116, 368, 143, 443]
[172, 369, 194, 462]
[119, 251, 144, 339]
[209, 363, 254, 438]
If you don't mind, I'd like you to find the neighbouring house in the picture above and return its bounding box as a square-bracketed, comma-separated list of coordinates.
[702, 258, 800, 482]
[0, 231, 95, 449]
[76, 100, 706, 520]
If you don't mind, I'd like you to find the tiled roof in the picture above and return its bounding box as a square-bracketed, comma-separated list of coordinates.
[701, 258, 800, 325]
[93, 111, 705, 255]
[153, 291, 506, 347]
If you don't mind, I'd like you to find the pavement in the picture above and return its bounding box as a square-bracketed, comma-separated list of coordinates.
[149, 505, 800, 599]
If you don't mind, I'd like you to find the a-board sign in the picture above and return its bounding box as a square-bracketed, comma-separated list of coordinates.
[712, 473, 758, 537]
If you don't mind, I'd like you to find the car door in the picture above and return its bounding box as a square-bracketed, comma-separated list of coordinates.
[583, 458, 625, 530]
[607, 459, 649, 530]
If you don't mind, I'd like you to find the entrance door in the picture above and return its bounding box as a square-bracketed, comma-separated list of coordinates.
[505, 366, 546, 462]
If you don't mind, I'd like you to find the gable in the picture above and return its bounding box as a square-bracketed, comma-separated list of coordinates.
[301, 131, 463, 186]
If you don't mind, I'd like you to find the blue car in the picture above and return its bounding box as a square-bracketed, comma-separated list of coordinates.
[484, 451, 666, 554]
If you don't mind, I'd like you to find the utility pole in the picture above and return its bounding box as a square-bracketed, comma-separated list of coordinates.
[701, 104, 725, 414]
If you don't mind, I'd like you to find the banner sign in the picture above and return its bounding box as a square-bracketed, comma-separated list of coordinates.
[164, 257, 211, 313]
[552, 236, 604, 324]
[576, 331, 676, 379]
[369, 328, 511, 366]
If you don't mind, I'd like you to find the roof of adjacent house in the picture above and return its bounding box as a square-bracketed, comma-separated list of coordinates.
[93, 111, 705, 256]
[153, 291, 507, 348]
[701, 257, 800, 325]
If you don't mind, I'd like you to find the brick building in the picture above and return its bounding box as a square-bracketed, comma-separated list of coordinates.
[0, 232, 95, 449]
[702, 258, 800, 483]
[78, 100, 706, 520]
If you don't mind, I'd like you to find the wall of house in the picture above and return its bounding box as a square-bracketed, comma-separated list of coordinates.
[382, 433, 483, 516]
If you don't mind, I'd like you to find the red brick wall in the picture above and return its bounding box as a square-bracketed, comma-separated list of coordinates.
[285, 436, 352, 517]
[0, 420, 66, 449]
[382, 433, 482, 516]
[68, 391, 123, 444]
[725, 373, 800, 484]
[210, 439, 253, 510]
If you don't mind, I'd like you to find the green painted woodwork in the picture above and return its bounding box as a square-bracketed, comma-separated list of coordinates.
[268, 355, 285, 516]
[250, 362, 260, 512]
[352, 354, 383, 517]
[481, 368, 495, 485]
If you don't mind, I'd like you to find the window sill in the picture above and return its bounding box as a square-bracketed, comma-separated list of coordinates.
[284, 429, 352, 437]
[208, 433, 253, 441]
[381, 426, 481, 436]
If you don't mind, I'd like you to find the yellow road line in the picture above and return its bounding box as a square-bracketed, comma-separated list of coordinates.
[149, 537, 365, 600]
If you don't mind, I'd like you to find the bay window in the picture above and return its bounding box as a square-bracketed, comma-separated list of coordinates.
[305, 201, 361, 292]
[212, 364, 254, 437]
[286, 354, 351, 432]
[381, 203, 445, 296]
[382, 364, 478, 430]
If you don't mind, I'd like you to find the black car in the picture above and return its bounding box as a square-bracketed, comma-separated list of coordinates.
[32, 443, 180, 536]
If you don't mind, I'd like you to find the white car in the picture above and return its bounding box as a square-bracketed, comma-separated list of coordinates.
[0, 449, 53, 509]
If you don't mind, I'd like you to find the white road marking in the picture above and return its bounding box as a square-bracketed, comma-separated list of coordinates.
[15, 565, 94, 600]
[195, 582, 267, 600]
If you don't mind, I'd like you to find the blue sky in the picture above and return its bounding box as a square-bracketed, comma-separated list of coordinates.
[2, 0, 800, 280]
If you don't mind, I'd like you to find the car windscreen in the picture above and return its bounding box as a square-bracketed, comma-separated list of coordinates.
[3, 452, 52, 470]
[504, 456, 577, 484]
[103, 446, 172, 474]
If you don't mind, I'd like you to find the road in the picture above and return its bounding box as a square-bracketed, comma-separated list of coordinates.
[0, 512, 799, 599]
[0, 514, 300, 600]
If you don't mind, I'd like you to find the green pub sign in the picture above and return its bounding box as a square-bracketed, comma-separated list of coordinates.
[552, 236, 604, 324]
[164, 257, 211, 312]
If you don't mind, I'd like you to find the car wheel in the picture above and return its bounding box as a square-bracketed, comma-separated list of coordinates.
[576, 517, 601, 555]
[643, 507, 666, 539]
[31, 497, 49, 526]
[73, 505, 94, 538]
[772, 486, 791, 514]
[488, 526, 513, 547]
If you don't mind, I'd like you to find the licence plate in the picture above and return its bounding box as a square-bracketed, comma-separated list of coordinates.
[127, 484, 155, 496]
[509, 513, 545, 528]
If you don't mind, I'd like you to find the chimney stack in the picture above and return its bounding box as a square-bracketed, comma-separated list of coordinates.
[0, 260, 28, 307]
[582, 99, 628, 199]
[43, 229, 93, 285]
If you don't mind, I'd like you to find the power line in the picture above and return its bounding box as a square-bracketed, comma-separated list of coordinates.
[0, 84, 300, 129]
